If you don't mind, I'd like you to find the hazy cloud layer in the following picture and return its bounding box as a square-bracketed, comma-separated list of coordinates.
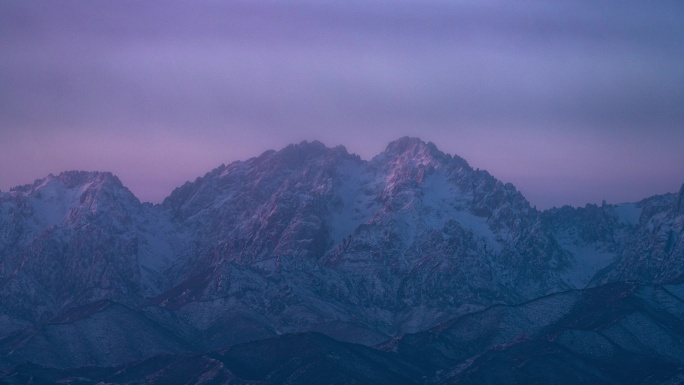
[2, 0, 683, 208]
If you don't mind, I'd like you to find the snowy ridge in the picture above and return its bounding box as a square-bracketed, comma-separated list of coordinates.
[0, 138, 682, 370]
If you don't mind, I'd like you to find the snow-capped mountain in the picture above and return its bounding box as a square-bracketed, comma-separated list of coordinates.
[0, 137, 682, 378]
[0, 171, 183, 334]
[152, 137, 572, 345]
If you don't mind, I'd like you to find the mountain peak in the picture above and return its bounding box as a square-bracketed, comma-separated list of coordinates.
[374, 137, 452, 170]
[285, 140, 328, 152]
[270, 140, 349, 161]
[9, 171, 124, 196]
[55, 171, 123, 190]
[385, 136, 437, 154]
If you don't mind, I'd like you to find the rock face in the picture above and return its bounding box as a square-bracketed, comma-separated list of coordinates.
[0, 137, 682, 379]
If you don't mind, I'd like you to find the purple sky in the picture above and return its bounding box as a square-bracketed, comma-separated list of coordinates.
[2, 0, 683, 209]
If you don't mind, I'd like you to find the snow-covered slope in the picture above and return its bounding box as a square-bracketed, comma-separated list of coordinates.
[592, 190, 684, 285]
[542, 187, 684, 288]
[5, 281, 684, 385]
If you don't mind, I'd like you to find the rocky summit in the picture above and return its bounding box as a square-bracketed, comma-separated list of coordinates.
[1, 137, 683, 384]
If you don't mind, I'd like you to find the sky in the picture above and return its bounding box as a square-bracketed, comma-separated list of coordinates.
[1, 0, 683, 209]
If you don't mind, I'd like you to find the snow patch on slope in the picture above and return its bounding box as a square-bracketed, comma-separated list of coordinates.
[555, 230, 617, 288]
[421, 171, 498, 249]
[328, 160, 377, 244]
[614, 203, 642, 225]
[27, 178, 90, 230]
[136, 214, 181, 273]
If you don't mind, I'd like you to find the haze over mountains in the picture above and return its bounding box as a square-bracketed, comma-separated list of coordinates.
[1, 137, 683, 384]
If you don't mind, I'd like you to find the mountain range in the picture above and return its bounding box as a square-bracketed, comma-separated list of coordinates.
[1, 137, 682, 384]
